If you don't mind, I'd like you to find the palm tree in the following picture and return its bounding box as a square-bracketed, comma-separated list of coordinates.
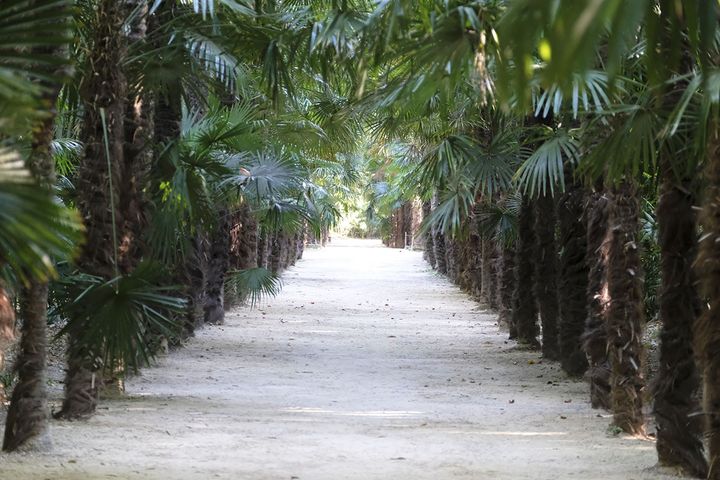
[512, 197, 539, 347]
[1, 0, 80, 448]
[583, 189, 612, 409]
[533, 189, 560, 359]
[557, 172, 589, 377]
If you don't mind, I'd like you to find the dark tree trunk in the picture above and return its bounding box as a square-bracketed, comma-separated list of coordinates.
[296, 224, 306, 260]
[497, 243, 516, 333]
[119, 0, 152, 273]
[557, 177, 589, 377]
[0, 284, 15, 400]
[606, 181, 645, 435]
[652, 160, 706, 476]
[583, 191, 612, 409]
[487, 242, 500, 310]
[513, 197, 539, 347]
[422, 201, 436, 268]
[258, 229, 270, 269]
[431, 194, 447, 274]
[270, 233, 282, 274]
[2, 37, 65, 443]
[480, 238, 494, 305]
[183, 233, 208, 335]
[695, 120, 720, 479]
[3, 283, 50, 451]
[204, 209, 230, 325]
[467, 208, 483, 297]
[533, 192, 560, 359]
[57, 0, 127, 420]
[445, 236, 458, 283]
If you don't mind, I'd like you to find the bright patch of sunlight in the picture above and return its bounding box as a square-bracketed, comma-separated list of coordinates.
[283, 407, 422, 418]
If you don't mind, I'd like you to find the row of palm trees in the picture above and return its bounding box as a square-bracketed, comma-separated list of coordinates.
[0, 0, 362, 452]
[360, 1, 720, 478]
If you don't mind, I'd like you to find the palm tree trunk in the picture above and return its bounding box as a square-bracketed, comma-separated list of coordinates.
[2, 40, 65, 443]
[3, 283, 50, 451]
[422, 201, 436, 268]
[652, 159, 706, 476]
[606, 180, 645, 435]
[431, 193, 447, 274]
[534, 192, 560, 359]
[57, 0, 127, 419]
[258, 228, 270, 269]
[204, 208, 230, 325]
[583, 191, 612, 409]
[0, 284, 15, 403]
[270, 233, 282, 274]
[119, 0, 152, 273]
[481, 238, 494, 304]
[513, 196, 539, 347]
[557, 177, 589, 377]
[497, 242, 516, 334]
[445, 236, 458, 282]
[695, 119, 720, 479]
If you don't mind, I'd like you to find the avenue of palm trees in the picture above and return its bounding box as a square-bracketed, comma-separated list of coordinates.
[2, 1, 720, 478]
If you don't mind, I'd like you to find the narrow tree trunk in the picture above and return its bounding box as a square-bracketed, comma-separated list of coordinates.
[3, 283, 50, 451]
[497, 243, 516, 333]
[270, 233, 282, 274]
[183, 233, 208, 335]
[422, 201, 436, 268]
[296, 224, 306, 260]
[557, 177, 589, 376]
[57, 0, 127, 419]
[534, 192, 560, 359]
[652, 160, 706, 476]
[695, 119, 720, 479]
[119, 0, 152, 273]
[0, 284, 15, 402]
[2, 44, 64, 443]
[513, 197, 539, 347]
[431, 194, 447, 274]
[480, 238, 495, 304]
[204, 209, 230, 325]
[584, 191, 612, 409]
[258, 229, 270, 269]
[606, 181, 645, 435]
[487, 242, 500, 310]
[445, 236, 458, 282]
[467, 207, 483, 297]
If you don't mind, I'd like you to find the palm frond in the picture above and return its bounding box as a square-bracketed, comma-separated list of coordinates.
[55, 262, 186, 373]
[226, 267, 282, 307]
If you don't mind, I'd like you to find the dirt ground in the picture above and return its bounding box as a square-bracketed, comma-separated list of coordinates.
[1, 238, 686, 479]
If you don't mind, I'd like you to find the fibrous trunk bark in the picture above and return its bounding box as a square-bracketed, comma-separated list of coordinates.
[584, 191, 612, 409]
[557, 177, 589, 377]
[57, 0, 127, 419]
[204, 208, 230, 324]
[534, 192, 560, 359]
[0, 284, 15, 402]
[422, 201, 436, 268]
[512, 196, 539, 347]
[653, 160, 706, 477]
[445, 236, 458, 283]
[606, 180, 645, 435]
[2, 45, 64, 444]
[497, 243, 516, 333]
[695, 119, 720, 479]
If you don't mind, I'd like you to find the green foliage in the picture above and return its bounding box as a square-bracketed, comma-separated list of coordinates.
[55, 263, 186, 373]
[226, 267, 282, 308]
[0, 149, 82, 284]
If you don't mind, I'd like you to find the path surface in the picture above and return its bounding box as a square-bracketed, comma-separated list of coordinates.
[3, 239, 679, 479]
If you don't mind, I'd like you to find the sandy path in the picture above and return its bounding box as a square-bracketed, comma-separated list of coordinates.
[2, 238, 680, 479]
